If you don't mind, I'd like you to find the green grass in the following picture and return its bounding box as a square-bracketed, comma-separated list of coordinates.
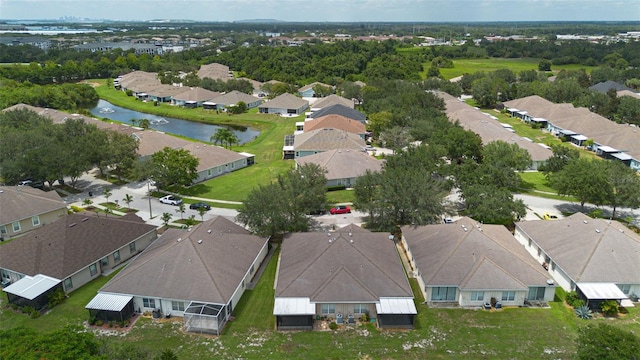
[435, 58, 597, 80]
[519, 171, 556, 193]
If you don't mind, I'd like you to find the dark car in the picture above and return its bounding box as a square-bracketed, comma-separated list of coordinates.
[330, 205, 351, 215]
[189, 202, 211, 211]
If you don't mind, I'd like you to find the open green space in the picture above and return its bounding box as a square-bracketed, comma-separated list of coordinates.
[4, 246, 639, 359]
[436, 58, 596, 80]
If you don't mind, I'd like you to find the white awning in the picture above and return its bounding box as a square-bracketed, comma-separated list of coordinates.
[531, 117, 547, 122]
[571, 134, 589, 141]
[375, 297, 417, 315]
[559, 129, 577, 136]
[283, 146, 294, 151]
[273, 297, 315, 315]
[85, 293, 134, 312]
[577, 283, 628, 300]
[4, 274, 61, 300]
[500, 123, 513, 128]
[598, 145, 619, 153]
[507, 108, 519, 112]
[611, 152, 632, 160]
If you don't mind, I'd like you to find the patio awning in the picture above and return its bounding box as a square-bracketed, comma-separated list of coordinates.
[571, 134, 589, 141]
[507, 108, 519, 113]
[598, 145, 619, 153]
[577, 283, 628, 300]
[611, 152, 632, 161]
[273, 297, 315, 315]
[4, 274, 61, 300]
[531, 117, 547, 122]
[559, 129, 577, 136]
[85, 293, 133, 312]
[375, 298, 417, 315]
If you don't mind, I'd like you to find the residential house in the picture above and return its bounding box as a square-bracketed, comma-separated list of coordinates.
[180, 142, 255, 183]
[290, 128, 367, 159]
[303, 114, 367, 139]
[295, 149, 383, 188]
[589, 80, 634, 94]
[0, 185, 68, 240]
[274, 224, 416, 330]
[298, 82, 334, 98]
[172, 87, 221, 108]
[4, 274, 63, 310]
[197, 63, 232, 81]
[307, 104, 367, 125]
[401, 217, 556, 308]
[259, 93, 309, 115]
[438, 92, 552, 170]
[310, 94, 355, 111]
[90, 216, 269, 334]
[514, 213, 640, 309]
[0, 213, 157, 292]
[209, 91, 262, 110]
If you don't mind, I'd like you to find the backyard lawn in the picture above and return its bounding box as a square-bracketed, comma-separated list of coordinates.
[436, 58, 596, 80]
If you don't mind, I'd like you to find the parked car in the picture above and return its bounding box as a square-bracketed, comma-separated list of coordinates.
[159, 195, 183, 205]
[330, 205, 351, 215]
[543, 213, 559, 220]
[189, 202, 211, 211]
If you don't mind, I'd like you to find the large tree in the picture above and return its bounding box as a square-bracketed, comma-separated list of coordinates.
[539, 143, 580, 175]
[550, 158, 609, 211]
[150, 147, 199, 189]
[602, 160, 640, 218]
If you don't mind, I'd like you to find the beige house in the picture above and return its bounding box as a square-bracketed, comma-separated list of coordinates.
[295, 149, 382, 188]
[0, 213, 157, 292]
[402, 217, 556, 308]
[0, 186, 68, 240]
[274, 224, 416, 330]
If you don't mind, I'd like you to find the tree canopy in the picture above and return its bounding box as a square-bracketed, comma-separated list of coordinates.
[149, 147, 199, 189]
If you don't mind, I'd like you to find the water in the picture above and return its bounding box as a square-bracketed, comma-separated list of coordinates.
[89, 99, 260, 145]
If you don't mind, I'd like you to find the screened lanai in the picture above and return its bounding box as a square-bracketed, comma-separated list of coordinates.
[183, 301, 228, 335]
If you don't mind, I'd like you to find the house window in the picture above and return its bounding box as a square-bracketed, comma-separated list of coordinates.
[321, 304, 335, 314]
[89, 264, 97, 276]
[502, 291, 516, 301]
[231, 162, 235, 169]
[0, 225, 6, 234]
[353, 304, 367, 314]
[64, 277, 73, 290]
[143, 298, 156, 308]
[218, 167, 222, 173]
[618, 284, 631, 295]
[12, 222, 20, 232]
[207, 169, 212, 176]
[100, 257, 109, 267]
[431, 287, 456, 301]
[471, 291, 484, 301]
[1, 269, 10, 280]
[528, 287, 546, 301]
[113, 250, 120, 262]
[250, 264, 255, 275]
[31, 216, 40, 226]
[172, 301, 185, 312]
[129, 242, 136, 254]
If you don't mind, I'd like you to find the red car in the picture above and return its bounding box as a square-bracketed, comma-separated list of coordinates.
[330, 205, 351, 215]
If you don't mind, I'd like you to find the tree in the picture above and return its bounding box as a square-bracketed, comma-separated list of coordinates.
[602, 160, 640, 218]
[379, 125, 412, 153]
[236, 164, 327, 237]
[367, 111, 393, 138]
[576, 323, 640, 360]
[139, 118, 150, 129]
[471, 76, 502, 108]
[102, 187, 113, 204]
[461, 183, 526, 225]
[539, 144, 580, 175]
[550, 158, 609, 211]
[210, 127, 238, 149]
[161, 212, 172, 227]
[227, 101, 248, 115]
[538, 59, 552, 72]
[197, 206, 208, 222]
[122, 194, 134, 210]
[150, 147, 199, 189]
[176, 202, 186, 220]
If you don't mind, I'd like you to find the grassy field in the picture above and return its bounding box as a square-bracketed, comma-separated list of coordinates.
[4, 248, 639, 359]
[435, 58, 597, 80]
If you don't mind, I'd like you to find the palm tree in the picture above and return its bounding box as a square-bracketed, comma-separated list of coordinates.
[139, 118, 150, 129]
[175, 202, 186, 220]
[224, 131, 240, 149]
[102, 188, 112, 204]
[161, 212, 172, 227]
[197, 207, 207, 222]
[122, 194, 133, 210]
[82, 198, 93, 208]
[209, 128, 228, 146]
[130, 118, 138, 127]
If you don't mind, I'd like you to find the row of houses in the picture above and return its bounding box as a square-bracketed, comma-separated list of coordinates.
[503, 95, 640, 172]
[3, 104, 255, 186]
[3, 200, 637, 334]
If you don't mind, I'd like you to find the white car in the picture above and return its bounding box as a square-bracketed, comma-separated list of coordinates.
[159, 195, 182, 205]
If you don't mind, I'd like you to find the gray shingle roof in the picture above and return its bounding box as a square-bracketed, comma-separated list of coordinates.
[258, 93, 308, 110]
[210, 90, 260, 106]
[276, 225, 413, 302]
[402, 217, 551, 290]
[0, 213, 156, 279]
[515, 213, 640, 284]
[0, 186, 66, 226]
[309, 104, 366, 123]
[172, 87, 221, 102]
[295, 149, 382, 181]
[100, 216, 268, 304]
[294, 128, 366, 152]
[589, 80, 633, 93]
[311, 94, 354, 109]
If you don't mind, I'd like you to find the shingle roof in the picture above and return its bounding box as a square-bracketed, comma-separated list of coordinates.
[117, 71, 158, 89]
[0, 186, 67, 226]
[276, 225, 413, 302]
[0, 213, 156, 279]
[298, 82, 333, 93]
[258, 93, 308, 110]
[180, 142, 248, 172]
[308, 104, 366, 123]
[303, 114, 366, 134]
[172, 87, 221, 102]
[515, 213, 640, 284]
[210, 90, 260, 106]
[197, 63, 231, 81]
[311, 94, 354, 109]
[294, 128, 366, 152]
[100, 216, 268, 305]
[402, 217, 551, 290]
[589, 80, 633, 93]
[295, 149, 382, 181]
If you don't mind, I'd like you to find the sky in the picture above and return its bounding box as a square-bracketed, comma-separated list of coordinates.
[1, 0, 639, 22]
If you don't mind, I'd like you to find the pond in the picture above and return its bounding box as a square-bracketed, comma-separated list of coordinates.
[89, 99, 260, 145]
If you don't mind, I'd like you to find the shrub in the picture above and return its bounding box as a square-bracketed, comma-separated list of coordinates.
[89, 316, 97, 325]
[70, 205, 84, 213]
[566, 291, 583, 308]
[575, 305, 593, 320]
[95, 320, 104, 326]
[108, 321, 114, 328]
[329, 322, 339, 331]
[600, 300, 619, 316]
[21, 306, 34, 314]
[361, 312, 370, 322]
[29, 309, 40, 319]
[47, 289, 66, 308]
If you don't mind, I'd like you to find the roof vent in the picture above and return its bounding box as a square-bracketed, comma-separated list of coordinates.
[583, 220, 588, 224]
[177, 238, 182, 242]
[69, 223, 77, 227]
[82, 217, 89, 222]
[619, 229, 624, 233]
[207, 229, 212, 234]
[197, 239, 203, 244]
[350, 239, 354, 244]
[546, 279, 554, 285]
[595, 229, 600, 233]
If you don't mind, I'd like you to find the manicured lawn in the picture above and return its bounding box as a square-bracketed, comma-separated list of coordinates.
[437, 58, 596, 80]
[519, 171, 556, 193]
